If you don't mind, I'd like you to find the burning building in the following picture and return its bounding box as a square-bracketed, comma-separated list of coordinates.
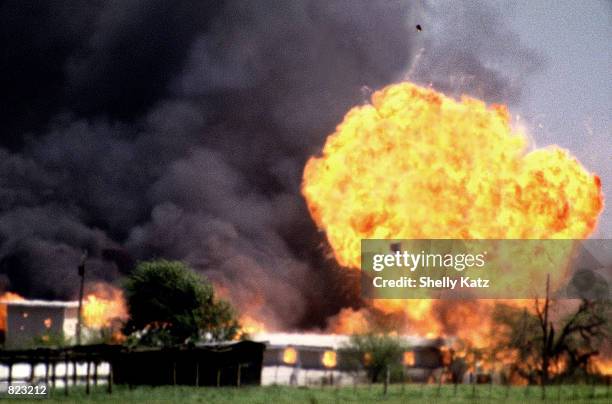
[0, 300, 78, 348]
[0, 286, 127, 348]
[256, 333, 448, 385]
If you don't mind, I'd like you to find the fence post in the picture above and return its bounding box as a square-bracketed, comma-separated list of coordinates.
[85, 360, 91, 395]
[237, 364, 241, 387]
[195, 361, 199, 387]
[64, 357, 69, 396]
[51, 362, 56, 388]
[107, 363, 113, 394]
[72, 360, 77, 387]
[45, 357, 50, 386]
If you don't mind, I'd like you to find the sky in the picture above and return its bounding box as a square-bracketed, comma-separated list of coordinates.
[510, 0, 611, 237]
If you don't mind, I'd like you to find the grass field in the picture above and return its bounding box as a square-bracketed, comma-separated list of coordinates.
[9, 384, 609, 403]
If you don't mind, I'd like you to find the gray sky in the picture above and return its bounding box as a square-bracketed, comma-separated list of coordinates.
[510, 1, 611, 237]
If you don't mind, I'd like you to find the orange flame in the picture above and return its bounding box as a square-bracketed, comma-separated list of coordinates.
[322, 350, 337, 368]
[403, 351, 415, 366]
[440, 346, 452, 366]
[593, 358, 612, 376]
[326, 308, 369, 334]
[283, 347, 298, 365]
[82, 284, 127, 329]
[0, 292, 25, 331]
[240, 315, 267, 335]
[302, 82, 603, 343]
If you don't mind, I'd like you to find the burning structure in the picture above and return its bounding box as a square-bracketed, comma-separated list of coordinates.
[0, 288, 127, 348]
[0, 299, 78, 348]
[256, 333, 449, 385]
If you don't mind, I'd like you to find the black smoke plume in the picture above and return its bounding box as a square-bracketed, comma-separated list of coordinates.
[0, 0, 540, 329]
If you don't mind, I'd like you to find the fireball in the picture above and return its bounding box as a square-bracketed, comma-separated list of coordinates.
[302, 82, 603, 342]
[303, 82, 602, 267]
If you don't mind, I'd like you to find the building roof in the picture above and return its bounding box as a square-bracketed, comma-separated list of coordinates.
[0, 299, 79, 308]
[252, 333, 444, 349]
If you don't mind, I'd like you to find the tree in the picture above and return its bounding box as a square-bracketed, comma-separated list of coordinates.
[492, 304, 541, 384]
[493, 277, 611, 390]
[123, 260, 239, 346]
[341, 333, 408, 384]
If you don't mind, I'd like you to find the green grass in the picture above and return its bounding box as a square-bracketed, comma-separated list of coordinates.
[12, 384, 612, 403]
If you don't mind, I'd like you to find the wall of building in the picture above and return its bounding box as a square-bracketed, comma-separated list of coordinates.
[6, 306, 67, 348]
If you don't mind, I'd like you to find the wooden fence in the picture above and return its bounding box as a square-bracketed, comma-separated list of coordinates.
[0, 340, 265, 395]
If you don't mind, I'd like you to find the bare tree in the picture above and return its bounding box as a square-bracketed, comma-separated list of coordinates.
[493, 275, 610, 393]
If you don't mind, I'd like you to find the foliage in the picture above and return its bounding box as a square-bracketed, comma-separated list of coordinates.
[492, 299, 611, 384]
[123, 259, 239, 346]
[340, 333, 409, 383]
[83, 326, 123, 345]
[29, 331, 70, 348]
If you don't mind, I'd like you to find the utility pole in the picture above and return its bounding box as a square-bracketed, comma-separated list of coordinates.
[76, 250, 88, 345]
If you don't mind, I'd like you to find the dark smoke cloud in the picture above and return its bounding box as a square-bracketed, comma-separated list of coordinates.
[0, 1, 540, 329]
[409, 1, 544, 105]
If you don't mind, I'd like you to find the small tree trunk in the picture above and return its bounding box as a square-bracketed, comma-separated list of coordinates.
[540, 274, 551, 400]
[383, 365, 390, 395]
[471, 372, 476, 397]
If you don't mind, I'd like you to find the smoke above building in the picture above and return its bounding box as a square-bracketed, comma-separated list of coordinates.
[0, 1, 543, 329]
